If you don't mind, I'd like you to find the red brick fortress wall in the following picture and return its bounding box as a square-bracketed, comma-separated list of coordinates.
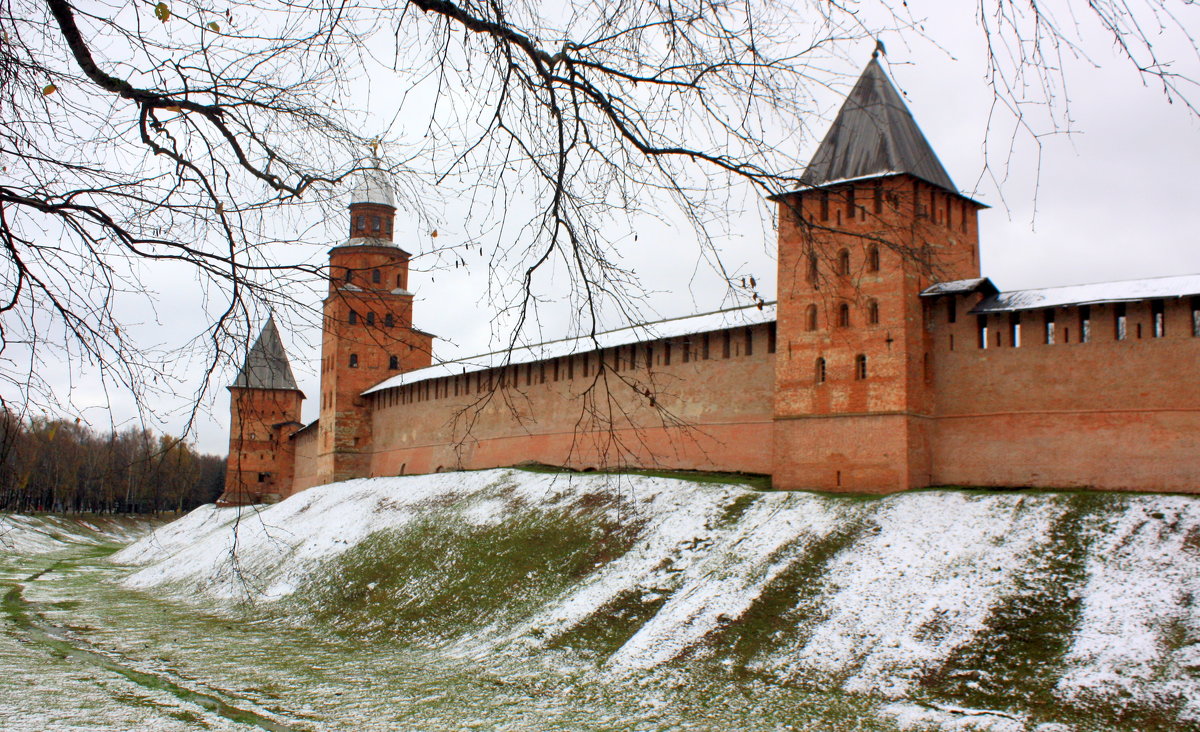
[927, 294, 1200, 492]
[366, 323, 777, 477]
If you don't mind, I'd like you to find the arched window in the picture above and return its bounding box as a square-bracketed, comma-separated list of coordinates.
[349, 353, 359, 368]
[371, 216, 381, 232]
[868, 299, 880, 325]
[348, 310, 358, 325]
[366, 312, 375, 326]
[384, 313, 394, 328]
[838, 303, 851, 328]
[855, 354, 868, 380]
[372, 269, 381, 284]
[838, 249, 851, 275]
[806, 304, 818, 332]
[868, 245, 880, 272]
[815, 357, 826, 384]
[388, 355, 399, 370]
[356, 215, 365, 230]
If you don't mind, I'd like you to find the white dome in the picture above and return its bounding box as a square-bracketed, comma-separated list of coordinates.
[349, 163, 395, 207]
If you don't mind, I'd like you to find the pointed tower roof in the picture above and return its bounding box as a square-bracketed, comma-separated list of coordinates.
[349, 158, 395, 208]
[231, 317, 301, 392]
[800, 57, 956, 192]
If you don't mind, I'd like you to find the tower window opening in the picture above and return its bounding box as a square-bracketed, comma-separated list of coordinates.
[820, 190, 829, 220]
[1009, 313, 1021, 347]
[948, 297, 957, 323]
[1115, 303, 1127, 340]
[345, 269, 353, 283]
[539, 363, 546, 384]
[702, 333, 710, 360]
[372, 269, 381, 284]
[1079, 306, 1091, 343]
[806, 304, 818, 332]
[855, 354, 868, 380]
[348, 310, 358, 325]
[568, 357, 574, 379]
[349, 353, 359, 368]
[978, 315, 988, 349]
[366, 312, 375, 326]
[1192, 297, 1200, 337]
[838, 303, 850, 328]
[838, 249, 851, 275]
[664, 342, 672, 366]
[356, 215, 365, 230]
[554, 359, 560, 381]
[372, 216, 381, 231]
[682, 339, 691, 363]
[1152, 300, 1166, 337]
[582, 354, 590, 378]
[645, 344, 654, 368]
[388, 355, 399, 370]
[845, 187, 855, 217]
[767, 323, 777, 353]
[744, 327, 754, 356]
[396, 274, 403, 289]
[385, 219, 392, 234]
[873, 181, 883, 214]
[815, 357, 826, 384]
[384, 313, 394, 328]
[868, 245, 880, 272]
[868, 299, 880, 325]
[722, 330, 731, 358]
[1045, 310, 1056, 344]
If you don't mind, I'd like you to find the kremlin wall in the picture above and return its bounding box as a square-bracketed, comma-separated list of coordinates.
[219, 59, 1200, 505]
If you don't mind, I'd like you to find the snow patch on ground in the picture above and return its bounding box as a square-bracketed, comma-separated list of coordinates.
[1056, 495, 1200, 720]
[0, 513, 157, 554]
[760, 493, 1060, 697]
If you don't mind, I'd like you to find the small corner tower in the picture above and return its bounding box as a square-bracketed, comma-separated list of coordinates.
[772, 55, 985, 493]
[315, 160, 433, 485]
[221, 317, 305, 505]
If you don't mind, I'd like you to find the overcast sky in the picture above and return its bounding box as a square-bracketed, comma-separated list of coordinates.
[45, 3, 1200, 455]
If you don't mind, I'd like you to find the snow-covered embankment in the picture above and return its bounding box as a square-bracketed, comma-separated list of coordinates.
[112, 469, 1200, 727]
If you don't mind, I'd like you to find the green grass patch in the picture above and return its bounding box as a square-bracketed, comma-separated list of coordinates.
[511, 463, 773, 491]
[298, 507, 643, 642]
[697, 513, 873, 678]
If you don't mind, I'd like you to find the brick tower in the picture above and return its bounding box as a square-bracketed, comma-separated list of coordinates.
[315, 161, 433, 484]
[220, 317, 304, 505]
[772, 57, 984, 492]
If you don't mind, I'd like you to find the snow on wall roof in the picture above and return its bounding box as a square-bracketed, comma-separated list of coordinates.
[971, 273, 1200, 314]
[363, 301, 777, 396]
[920, 278, 997, 297]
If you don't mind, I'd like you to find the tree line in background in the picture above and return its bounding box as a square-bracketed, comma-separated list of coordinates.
[0, 411, 225, 514]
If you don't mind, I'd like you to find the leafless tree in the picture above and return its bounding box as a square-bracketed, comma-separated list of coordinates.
[0, 0, 1196, 438]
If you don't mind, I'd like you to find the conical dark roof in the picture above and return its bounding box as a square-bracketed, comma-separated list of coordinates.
[231, 317, 300, 391]
[800, 58, 956, 192]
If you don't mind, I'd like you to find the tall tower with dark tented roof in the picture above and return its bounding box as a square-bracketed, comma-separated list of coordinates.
[771, 57, 985, 492]
[314, 160, 433, 486]
[220, 317, 305, 505]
